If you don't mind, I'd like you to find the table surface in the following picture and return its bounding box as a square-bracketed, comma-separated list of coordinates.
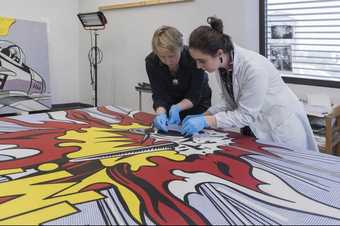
[0, 106, 339, 225]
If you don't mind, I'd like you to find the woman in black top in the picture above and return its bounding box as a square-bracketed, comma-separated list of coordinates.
[145, 26, 211, 132]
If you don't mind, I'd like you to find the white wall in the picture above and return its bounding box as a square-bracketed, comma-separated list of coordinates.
[3, 1, 337, 108]
[0, 0, 80, 104]
[79, 0, 259, 112]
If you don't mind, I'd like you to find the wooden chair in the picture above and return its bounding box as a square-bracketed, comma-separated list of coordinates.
[324, 105, 340, 155]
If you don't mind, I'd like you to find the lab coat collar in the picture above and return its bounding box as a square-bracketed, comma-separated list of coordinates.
[232, 43, 241, 76]
[232, 43, 241, 102]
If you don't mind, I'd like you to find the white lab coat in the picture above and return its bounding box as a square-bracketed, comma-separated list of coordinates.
[208, 45, 319, 152]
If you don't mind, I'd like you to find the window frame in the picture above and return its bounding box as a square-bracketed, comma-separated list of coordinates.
[259, 0, 340, 88]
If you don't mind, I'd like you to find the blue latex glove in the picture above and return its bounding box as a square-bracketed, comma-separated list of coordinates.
[153, 113, 168, 132]
[168, 104, 182, 125]
[181, 114, 208, 136]
[181, 113, 204, 124]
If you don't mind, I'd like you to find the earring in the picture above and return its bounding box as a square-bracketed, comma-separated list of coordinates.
[220, 57, 223, 63]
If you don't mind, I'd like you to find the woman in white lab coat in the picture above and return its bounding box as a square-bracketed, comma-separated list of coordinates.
[181, 16, 318, 152]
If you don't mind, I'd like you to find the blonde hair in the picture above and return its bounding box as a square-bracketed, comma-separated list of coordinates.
[152, 26, 183, 54]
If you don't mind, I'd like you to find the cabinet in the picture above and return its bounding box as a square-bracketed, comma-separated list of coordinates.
[307, 105, 340, 155]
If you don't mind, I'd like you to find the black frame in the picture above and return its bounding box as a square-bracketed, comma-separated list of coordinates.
[259, 0, 340, 88]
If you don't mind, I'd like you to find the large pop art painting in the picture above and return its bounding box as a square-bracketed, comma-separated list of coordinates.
[0, 16, 50, 114]
[0, 106, 339, 225]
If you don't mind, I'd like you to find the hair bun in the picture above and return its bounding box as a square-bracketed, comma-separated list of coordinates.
[207, 16, 223, 34]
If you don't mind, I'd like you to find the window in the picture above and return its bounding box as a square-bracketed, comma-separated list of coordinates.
[260, 0, 340, 87]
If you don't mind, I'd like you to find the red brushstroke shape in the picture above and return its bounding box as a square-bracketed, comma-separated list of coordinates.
[0, 195, 20, 205]
[97, 106, 154, 126]
[222, 131, 281, 157]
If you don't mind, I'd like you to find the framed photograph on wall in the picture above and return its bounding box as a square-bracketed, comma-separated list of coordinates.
[271, 25, 294, 39]
[270, 45, 293, 71]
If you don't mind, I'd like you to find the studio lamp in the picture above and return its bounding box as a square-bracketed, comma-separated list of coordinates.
[77, 11, 107, 107]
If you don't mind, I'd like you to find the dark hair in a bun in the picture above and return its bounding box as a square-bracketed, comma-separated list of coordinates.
[207, 16, 223, 34]
[189, 16, 233, 56]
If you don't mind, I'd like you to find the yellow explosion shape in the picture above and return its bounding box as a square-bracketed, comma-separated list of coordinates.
[0, 17, 15, 36]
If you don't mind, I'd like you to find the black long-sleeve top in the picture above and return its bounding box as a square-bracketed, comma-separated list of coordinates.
[145, 46, 211, 119]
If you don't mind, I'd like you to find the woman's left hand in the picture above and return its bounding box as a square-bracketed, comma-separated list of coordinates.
[168, 104, 182, 125]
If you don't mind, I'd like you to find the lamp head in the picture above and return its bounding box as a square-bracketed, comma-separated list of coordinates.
[77, 11, 107, 30]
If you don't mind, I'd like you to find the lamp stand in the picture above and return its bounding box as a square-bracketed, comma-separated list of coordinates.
[94, 30, 99, 107]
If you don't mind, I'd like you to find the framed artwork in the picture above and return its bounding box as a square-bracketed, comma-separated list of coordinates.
[0, 16, 51, 114]
[98, 0, 193, 11]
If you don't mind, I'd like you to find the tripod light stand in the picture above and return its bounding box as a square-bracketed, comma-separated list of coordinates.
[77, 11, 107, 107]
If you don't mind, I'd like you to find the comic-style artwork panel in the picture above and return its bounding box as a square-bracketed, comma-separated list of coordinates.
[0, 16, 51, 114]
[0, 106, 339, 225]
